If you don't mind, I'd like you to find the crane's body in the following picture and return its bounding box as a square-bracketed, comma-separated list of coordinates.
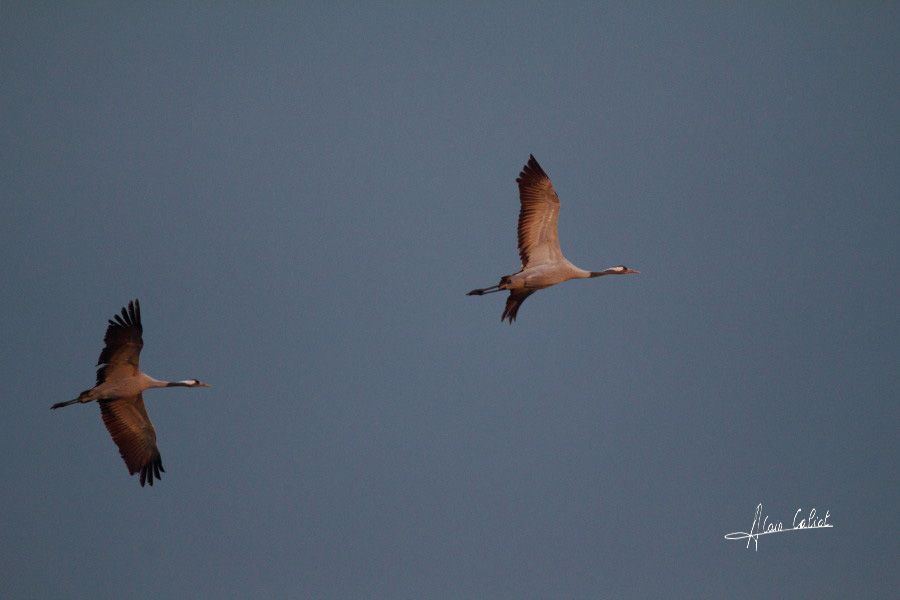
[499, 259, 592, 290]
[468, 155, 638, 322]
[56, 373, 199, 407]
[51, 300, 209, 487]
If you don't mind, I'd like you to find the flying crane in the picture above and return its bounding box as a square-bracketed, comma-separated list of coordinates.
[467, 155, 638, 322]
[52, 300, 209, 486]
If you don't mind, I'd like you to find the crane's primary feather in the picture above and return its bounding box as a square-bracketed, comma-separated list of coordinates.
[96, 299, 143, 385]
[516, 155, 563, 268]
[99, 393, 164, 487]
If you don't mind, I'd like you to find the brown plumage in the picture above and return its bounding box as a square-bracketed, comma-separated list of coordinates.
[95, 301, 143, 384]
[502, 290, 535, 323]
[100, 392, 163, 487]
[467, 155, 639, 322]
[516, 157, 562, 268]
[52, 300, 210, 487]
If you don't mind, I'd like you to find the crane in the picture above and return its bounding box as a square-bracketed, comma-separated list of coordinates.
[51, 299, 210, 487]
[467, 155, 638, 322]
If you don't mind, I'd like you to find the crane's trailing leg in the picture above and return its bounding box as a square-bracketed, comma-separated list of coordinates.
[467, 284, 503, 296]
[51, 390, 92, 409]
[51, 398, 79, 409]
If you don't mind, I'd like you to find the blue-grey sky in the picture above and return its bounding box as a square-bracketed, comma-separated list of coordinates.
[2, 3, 898, 599]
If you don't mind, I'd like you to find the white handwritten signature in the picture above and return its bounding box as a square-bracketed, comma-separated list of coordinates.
[724, 503, 833, 551]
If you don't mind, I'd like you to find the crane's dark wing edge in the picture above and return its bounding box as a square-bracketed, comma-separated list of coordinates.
[99, 393, 164, 487]
[516, 155, 562, 267]
[502, 290, 535, 324]
[96, 299, 144, 385]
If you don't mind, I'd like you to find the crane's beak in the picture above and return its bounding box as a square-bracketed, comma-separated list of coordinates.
[199, 382, 212, 388]
[623, 268, 640, 274]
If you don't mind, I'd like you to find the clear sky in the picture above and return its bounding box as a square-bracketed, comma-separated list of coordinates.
[2, 3, 897, 599]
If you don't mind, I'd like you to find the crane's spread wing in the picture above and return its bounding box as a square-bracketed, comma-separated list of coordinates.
[502, 290, 535, 324]
[100, 393, 164, 487]
[516, 155, 563, 268]
[96, 299, 143, 385]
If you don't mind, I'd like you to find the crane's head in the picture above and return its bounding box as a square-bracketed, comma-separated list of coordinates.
[608, 265, 639, 275]
[174, 379, 211, 387]
[590, 265, 639, 277]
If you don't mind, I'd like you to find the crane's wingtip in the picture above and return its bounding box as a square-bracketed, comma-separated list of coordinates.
[137, 456, 164, 487]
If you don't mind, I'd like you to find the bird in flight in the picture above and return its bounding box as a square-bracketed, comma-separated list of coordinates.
[467, 155, 638, 322]
[52, 300, 210, 486]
